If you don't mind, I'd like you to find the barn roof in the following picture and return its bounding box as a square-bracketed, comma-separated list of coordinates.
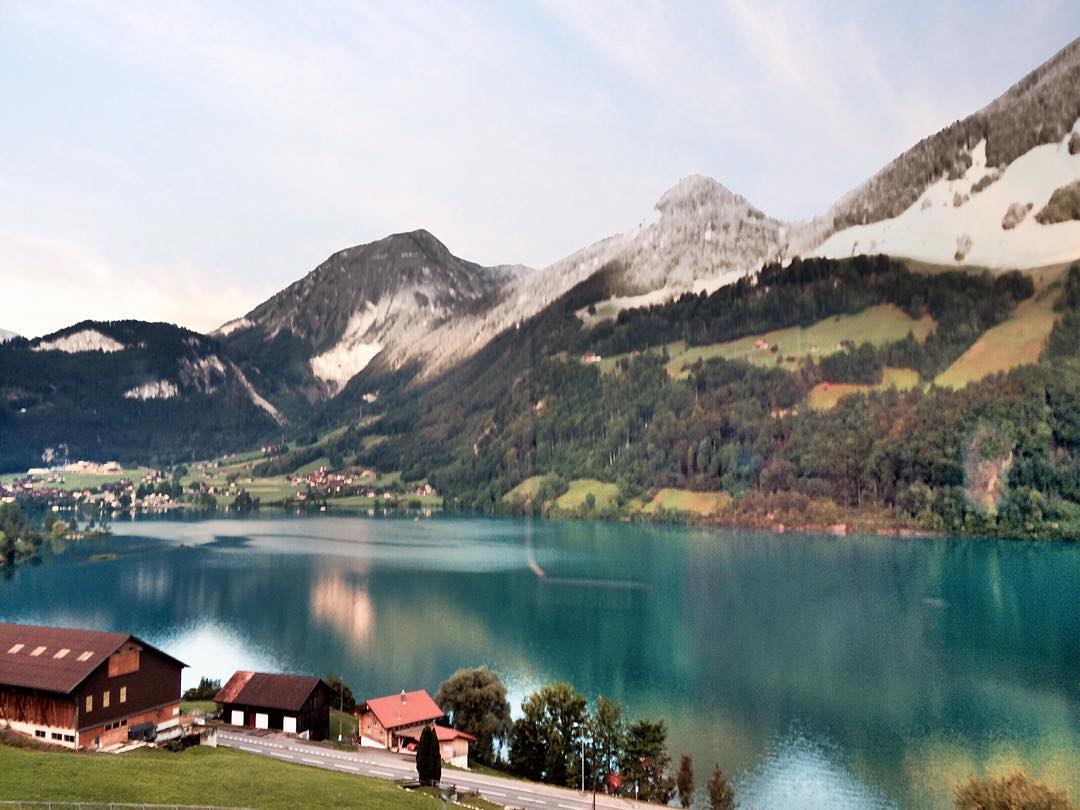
[359, 689, 444, 731]
[0, 623, 186, 695]
[214, 671, 327, 712]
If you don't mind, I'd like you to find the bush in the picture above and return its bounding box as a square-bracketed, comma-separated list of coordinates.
[416, 724, 442, 786]
[182, 677, 221, 702]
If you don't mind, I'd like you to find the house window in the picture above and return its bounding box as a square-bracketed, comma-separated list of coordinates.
[102, 690, 110, 709]
[7, 643, 24, 654]
[119, 687, 127, 703]
[30, 646, 46, 657]
[34, 730, 45, 738]
[54, 648, 70, 659]
[85, 695, 93, 712]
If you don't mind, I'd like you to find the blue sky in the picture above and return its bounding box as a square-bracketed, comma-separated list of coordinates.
[2, 1, 1078, 337]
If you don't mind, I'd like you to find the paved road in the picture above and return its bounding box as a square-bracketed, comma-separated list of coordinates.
[216, 730, 654, 810]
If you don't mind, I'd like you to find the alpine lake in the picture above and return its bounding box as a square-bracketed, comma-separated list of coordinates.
[1, 514, 1077, 809]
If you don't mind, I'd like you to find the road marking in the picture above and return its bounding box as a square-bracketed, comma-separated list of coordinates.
[270, 752, 294, 760]
[559, 804, 581, 809]
[370, 769, 395, 777]
[484, 790, 507, 797]
[302, 757, 322, 765]
[336, 764, 360, 772]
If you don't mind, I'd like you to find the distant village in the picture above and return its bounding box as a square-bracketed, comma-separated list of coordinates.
[1, 457, 438, 518]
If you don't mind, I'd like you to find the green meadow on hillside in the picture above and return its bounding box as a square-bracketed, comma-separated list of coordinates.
[599, 304, 935, 379]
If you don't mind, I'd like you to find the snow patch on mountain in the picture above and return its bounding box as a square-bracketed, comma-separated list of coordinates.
[811, 130, 1080, 268]
[214, 317, 254, 336]
[178, 355, 228, 394]
[33, 329, 125, 353]
[230, 363, 285, 424]
[123, 380, 179, 400]
[309, 304, 383, 391]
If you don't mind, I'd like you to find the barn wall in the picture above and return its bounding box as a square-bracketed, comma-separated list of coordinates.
[75, 644, 181, 732]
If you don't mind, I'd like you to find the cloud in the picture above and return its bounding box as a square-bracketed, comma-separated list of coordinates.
[0, 233, 265, 338]
[2, 1, 1078, 338]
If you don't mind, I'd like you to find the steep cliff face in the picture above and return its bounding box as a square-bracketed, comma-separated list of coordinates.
[219, 229, 523, 394]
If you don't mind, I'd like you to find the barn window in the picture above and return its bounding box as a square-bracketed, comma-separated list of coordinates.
[107, 647, 140, 677]
[34, 730, 45, 738]
[102, 690, 110, 709]
[120, 687, 127, 703]
[7, 643, 23, 654]
[54, 648, 70, 659]
[64, 735, 74, 742]
[30, 646, 46, 657]
[85, 695, 93, 712]
[77, 651, 93, 662]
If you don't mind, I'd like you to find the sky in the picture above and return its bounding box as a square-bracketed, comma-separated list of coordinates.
[2, 1, 1078, 338]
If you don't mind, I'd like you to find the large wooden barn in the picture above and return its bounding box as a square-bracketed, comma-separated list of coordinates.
[214, 671, 332, 741]
[0, 623, 186, 750]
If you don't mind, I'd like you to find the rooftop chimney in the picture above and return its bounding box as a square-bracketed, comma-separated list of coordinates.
[401, 689, 407, 704]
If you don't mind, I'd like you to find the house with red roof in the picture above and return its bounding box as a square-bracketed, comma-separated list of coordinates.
[214, 671, 332, 741]
[355, 689, 476, 768]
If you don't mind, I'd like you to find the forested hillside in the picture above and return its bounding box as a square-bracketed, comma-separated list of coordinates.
[0, 321, 280, 470]
[317, 258, 1080, 539]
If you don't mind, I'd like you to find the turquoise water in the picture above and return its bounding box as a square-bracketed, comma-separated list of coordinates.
[1, 515, 1078, 808]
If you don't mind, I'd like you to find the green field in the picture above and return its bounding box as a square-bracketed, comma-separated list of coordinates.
[600, 304, 935, 379]
[553, 479, 620, 513]
[329, 708, 358, 741]
[502, 475, 552, 504]
[935, 294, 1060, 389]
[180, 700, 219, 714]
[293, 456, 332, 476]
[640, 488, 732, 516]
[0, 739, 434, 810]
[807, 367, 921, 410]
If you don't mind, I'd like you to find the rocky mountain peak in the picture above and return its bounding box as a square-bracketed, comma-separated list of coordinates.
[655, 174, 753, 217]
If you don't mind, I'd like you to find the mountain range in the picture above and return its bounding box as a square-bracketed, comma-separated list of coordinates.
[3, 37, 1080, 538]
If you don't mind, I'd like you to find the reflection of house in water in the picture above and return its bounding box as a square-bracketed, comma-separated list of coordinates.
[310, 571, 373, 653]
[356, 689, 474, 768]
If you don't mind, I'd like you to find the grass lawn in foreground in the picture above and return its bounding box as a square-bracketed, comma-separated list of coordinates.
[0, 740, 431, 810]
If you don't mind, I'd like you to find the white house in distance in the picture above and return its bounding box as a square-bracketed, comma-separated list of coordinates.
[355, 689, 475, 768]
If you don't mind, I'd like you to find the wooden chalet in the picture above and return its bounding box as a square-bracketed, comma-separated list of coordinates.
[356, 689, 444, 752]
[0, 623, 186, 750]
[214, 671, 332, 741]
[355, 689, 474, 767]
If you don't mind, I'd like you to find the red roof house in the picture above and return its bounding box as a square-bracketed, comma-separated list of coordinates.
[356, 689, 480, 768]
